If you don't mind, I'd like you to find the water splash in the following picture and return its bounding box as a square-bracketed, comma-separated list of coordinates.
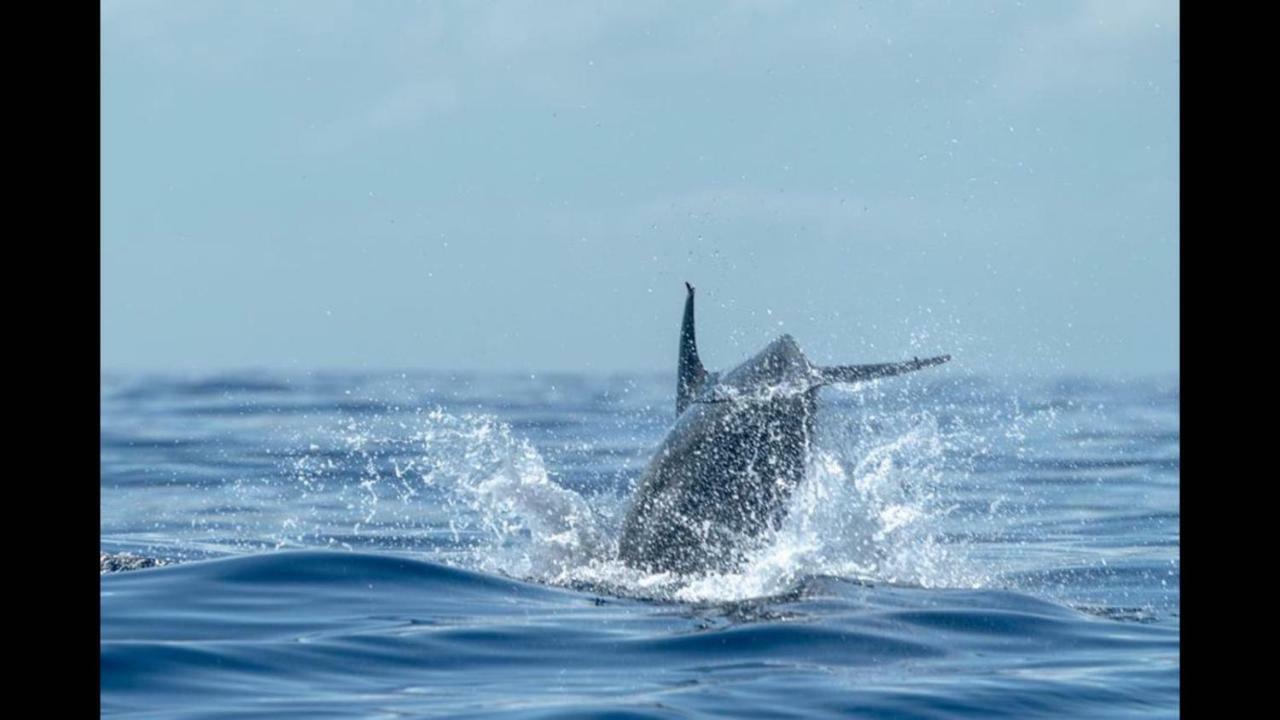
[281, 397, 993, 603]
[414, 410, 617, 581]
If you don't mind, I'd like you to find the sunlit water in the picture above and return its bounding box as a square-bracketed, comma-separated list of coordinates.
[101, 371, 1178, 718]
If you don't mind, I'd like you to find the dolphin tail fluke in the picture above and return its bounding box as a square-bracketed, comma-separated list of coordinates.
[817, 354, 951, 385]
[677, 282, 707, 414]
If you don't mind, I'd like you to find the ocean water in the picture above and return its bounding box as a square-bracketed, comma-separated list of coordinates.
[100, 370, 1179, 718]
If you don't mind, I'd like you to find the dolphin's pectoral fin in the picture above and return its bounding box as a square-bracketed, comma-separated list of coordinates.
[677, 282, 708, 415]
[817, 354, 951, 385]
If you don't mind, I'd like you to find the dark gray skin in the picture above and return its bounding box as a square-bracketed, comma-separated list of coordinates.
[617, 284, 950, 575]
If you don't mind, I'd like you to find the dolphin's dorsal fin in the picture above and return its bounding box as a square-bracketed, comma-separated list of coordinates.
[677, 282, 708, 414]
[817, 354, 951, 385]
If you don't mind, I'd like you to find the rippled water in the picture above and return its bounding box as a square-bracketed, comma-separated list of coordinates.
[100, 371, 1179, 718]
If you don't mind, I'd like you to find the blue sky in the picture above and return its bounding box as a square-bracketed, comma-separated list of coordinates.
[101, 1, 1178, 375]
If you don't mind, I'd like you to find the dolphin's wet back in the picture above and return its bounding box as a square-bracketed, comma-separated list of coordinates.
[618, 284, 950, 576]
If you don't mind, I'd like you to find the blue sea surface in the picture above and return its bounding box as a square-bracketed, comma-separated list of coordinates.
[101, 371, 1179, 718]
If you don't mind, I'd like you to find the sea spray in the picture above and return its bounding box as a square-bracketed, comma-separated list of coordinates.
[274, 395, 992, 601]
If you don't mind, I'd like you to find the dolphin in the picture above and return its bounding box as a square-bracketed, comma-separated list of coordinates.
[617, 283, 950, 575]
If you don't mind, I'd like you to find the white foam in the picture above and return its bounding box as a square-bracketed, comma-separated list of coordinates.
[277, 398, 993, 602]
